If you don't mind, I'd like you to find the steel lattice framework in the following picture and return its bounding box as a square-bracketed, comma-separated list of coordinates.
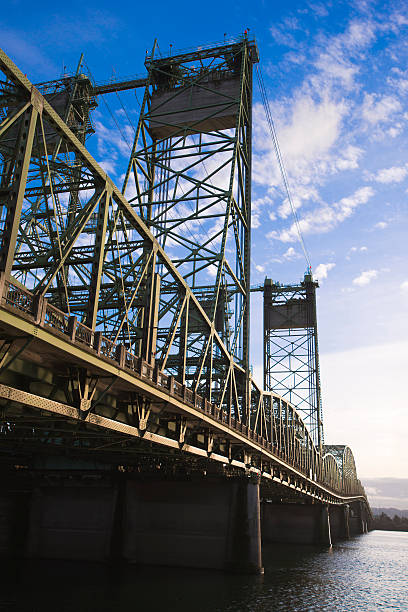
[0, 43, 368, 506]
[263, 273, 324, 449]
[121, 38, 258, 414]
[0, 38, 259, 430]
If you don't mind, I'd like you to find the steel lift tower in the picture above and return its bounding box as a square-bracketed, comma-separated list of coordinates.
[122, 37, 259, 420]
[0, 36, 259, 429]
[263, 272, 324, 449]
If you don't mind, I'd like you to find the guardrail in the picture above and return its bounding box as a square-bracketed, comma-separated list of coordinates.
[0, 279, 365, 499]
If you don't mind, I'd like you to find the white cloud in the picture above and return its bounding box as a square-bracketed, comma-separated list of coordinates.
[361, 93, 401, 125]
[251, 214, 261, 229]
[352, 269, 378, 286]
[365, 486, 379, 496]
[387, 125, 403, 138]
[400, 281, 408, 292]
[313, 19, 376, 90]
[255, 264, 265, 273]
[283, 247, 300, 260]
[98, 159, 116, 175]
[252, 94, 349, 196]
[207, 265, 218, 278]
[269, 186, 374, 242]
[315, 262, 335, 280]
[349, 245, 368, 256]
[277, 186, 319, 219]
[373, 165, 408, 184]
[375, 221, 388, 230]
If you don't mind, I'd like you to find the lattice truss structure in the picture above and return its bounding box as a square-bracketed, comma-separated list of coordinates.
[122, 39, 258, 403]
[0, 45, 369, 502]
[0, 39, 258, 425]
[323, 445, 360, 496]
[263, 274, 324, 448]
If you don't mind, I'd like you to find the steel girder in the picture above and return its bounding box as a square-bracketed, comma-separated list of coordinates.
[0, 45, 249, 429]
[0, 44, 368, 506]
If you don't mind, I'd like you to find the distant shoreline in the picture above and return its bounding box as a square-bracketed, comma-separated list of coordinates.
[372, 512, 408, 532]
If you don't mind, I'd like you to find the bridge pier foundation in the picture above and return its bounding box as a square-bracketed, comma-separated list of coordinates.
[261, 502, 332, 547]
[0, 489, 30, 557]
[123, 477, 263, 573]
[329, 504, 350, 541]
[26, 485, 118, 561]
[349, 500, 368, 535]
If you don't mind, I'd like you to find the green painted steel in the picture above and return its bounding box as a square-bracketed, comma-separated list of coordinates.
[0, 41, 369, 511]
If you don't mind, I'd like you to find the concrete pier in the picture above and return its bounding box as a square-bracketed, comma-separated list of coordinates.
[26, 485, 118, 561]
[0, 468, 370, 571]
[349, 500, 368, 535]
[261, 503, 332, 546]
[123, 478, 263, 573]
[329, 504, 350, 541]
[0, 490, 30, 557]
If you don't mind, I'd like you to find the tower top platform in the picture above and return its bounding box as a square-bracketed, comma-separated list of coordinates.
[145, 35, 260, 67]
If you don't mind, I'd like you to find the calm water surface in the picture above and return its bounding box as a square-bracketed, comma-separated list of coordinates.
[1, 531, 407, 611]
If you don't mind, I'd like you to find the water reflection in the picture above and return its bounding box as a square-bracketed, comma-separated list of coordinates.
[1, 532, 407, 612]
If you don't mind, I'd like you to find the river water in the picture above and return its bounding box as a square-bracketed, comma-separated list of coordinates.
[2, 531, 407, 611]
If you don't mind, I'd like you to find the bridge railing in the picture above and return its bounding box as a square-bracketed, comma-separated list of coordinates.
[1, 278, 366, 499]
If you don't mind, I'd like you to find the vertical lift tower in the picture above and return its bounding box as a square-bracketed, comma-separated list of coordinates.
[122, 36, 259, 421]
[263, 272, 324, 449]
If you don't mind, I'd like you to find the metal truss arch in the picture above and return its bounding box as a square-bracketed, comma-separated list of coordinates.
[0, 44, 369, 507]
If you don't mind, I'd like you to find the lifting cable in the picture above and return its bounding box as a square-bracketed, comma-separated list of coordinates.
[255, 65, 312, 271]
[115, 90, 137, 133]
[85, 62, 133, 152]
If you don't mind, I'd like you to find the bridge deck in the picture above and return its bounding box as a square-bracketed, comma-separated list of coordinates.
[0, 285, 364, 506]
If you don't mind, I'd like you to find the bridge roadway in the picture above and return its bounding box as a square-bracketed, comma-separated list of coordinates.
[0, 278, 365, 507]
[0, 281, 372, 572]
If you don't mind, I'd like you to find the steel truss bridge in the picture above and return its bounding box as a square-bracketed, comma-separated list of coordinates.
[0, 38, 370, 569]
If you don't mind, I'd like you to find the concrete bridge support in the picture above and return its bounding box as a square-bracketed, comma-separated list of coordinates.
[26, 485, 118, 561]
[11, 475, 262, 573]
[261, 502, 332, 547]
[349, 500, 368, 535]
[123, 478, 263, 573]
[329, 504, 350, 541]
[0, 467, 369, 570]
[0, 490, 30, 557]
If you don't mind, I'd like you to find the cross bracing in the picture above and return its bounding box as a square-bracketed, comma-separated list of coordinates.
[263, 275, 324, 449]
[0, 40, 258, 427]
[0, 42, 368, 505]
[121, 38, 257, 413]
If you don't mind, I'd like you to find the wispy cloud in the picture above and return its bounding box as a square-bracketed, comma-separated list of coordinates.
[0, 25, 57, 76]
[353, 269, 378, 286]
[361, 93, 402, 125]
[268, 186, 374, 242]
[371, 164, 408, 183]
[374, 221, 388, 229]
[282, 246, 301, 260]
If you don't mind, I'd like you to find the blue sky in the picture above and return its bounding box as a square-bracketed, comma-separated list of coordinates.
[2, 0, 407, 489]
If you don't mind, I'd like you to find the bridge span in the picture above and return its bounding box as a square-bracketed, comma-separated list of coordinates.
[0, 40, 371, 572]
